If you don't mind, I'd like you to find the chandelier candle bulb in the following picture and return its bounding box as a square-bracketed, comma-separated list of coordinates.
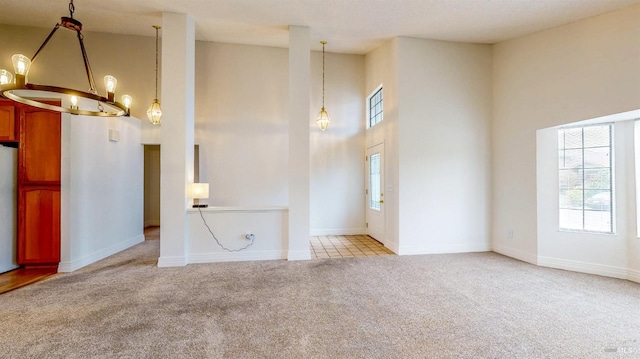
[104, 75, 117, 102]
[69, 95, 78, 110]
[0, 70, 12, 85]
[11, 54, 30, 86]
[122, 95, 132, 115]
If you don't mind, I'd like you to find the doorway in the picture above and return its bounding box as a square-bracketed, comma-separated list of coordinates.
[143, 145, 161, 229]
[366, 143, 385, 242]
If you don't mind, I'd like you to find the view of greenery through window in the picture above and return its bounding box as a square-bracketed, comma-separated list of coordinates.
[558, 124, 613, 233]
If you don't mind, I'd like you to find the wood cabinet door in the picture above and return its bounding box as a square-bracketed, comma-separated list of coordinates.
[0, 104, 16, 141]
[18, 187, 61, 266]
[19, 107, 61, 184]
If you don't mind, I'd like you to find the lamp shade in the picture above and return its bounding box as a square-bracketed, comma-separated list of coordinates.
[190, 183, 209, 199]
[147, 100, 162, 125]
[11, 54, 30, 76]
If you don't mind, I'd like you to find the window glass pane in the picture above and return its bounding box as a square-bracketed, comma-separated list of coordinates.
[559, 128, 583, 149]
[559, 169, 582, 191]
[584, 168, 610, 190]
[584, 210, 612, 232]
[370, 153, 381, 211]
[584, 125, 610, 148]
[560, 209, 583, 230]
[559, 189, 583, 209]
[584, 191, 611, 211]
[583, 147, 610, 168]
[559, 149, 583, 169]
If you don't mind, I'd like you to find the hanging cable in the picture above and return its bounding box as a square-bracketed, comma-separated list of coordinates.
[197, 207, 255, 252]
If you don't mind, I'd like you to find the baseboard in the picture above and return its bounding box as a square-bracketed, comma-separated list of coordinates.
[288, 250, 312, 261]
[189, 250, 286, 263]
[628, 269, 640, 283]
[310, 228, 367, 236]
[157, 256, 188, 267]
[492, 242, 537, 265]
[397, 242, 491, 256]
[58, 234, 144, 272]
[537, 255, 629, 280]
[144, 220, 160, 228]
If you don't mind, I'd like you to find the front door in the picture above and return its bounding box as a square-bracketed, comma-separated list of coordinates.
[366, 143, 385, 242]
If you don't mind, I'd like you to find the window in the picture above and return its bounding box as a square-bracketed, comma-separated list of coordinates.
[558, 124, 613, 233]
[369, 153, 381, 211]
[368, 87, 383, 128]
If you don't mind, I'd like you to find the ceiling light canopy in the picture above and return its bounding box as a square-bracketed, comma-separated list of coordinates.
[0, 0, 130, 117]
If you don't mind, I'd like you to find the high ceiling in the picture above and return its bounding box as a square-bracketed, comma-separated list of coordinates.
[0, 0, 638, 54]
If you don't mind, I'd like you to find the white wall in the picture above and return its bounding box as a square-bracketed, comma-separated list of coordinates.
[537, 119, 636, 280]
[0, 146, 18, 273]
[194, 41, 366, 235]
[364, 39, 400, 250]
[493, 4, 640, 266]
[60, 111, 144, 272]
[310, 51, 366, 235]
[396, 37, 492, 255]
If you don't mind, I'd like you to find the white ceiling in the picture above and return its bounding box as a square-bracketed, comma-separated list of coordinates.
[0, 0, 638, 54]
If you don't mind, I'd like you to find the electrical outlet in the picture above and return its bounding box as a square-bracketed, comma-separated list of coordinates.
[108, 129, 120, 142]
[507, 230, 514, 239]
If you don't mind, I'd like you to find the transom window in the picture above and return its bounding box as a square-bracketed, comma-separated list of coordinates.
[558, 124, 614, 233]
[368, 87, 383, 128]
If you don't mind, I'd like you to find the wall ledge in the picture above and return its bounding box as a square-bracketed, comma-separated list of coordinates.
[187, 206, 287, 213]
[58, 234, 144, 272]
[189, 250, 286, 263]
[398, 242, 491, 256]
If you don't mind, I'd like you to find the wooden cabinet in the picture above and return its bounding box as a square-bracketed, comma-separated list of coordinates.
[15, 103, 61, 268]
[18, 187, 60, 265]
[0, 103, 17, 141]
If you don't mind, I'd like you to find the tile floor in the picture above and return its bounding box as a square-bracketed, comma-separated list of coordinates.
[310, 235, 395, 259]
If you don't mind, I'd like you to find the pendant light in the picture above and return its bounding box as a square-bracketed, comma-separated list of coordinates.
[316, 41, 330, 131]
[147, 25, 162, 125]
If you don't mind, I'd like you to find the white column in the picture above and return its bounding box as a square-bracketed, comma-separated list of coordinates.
[288, 26, 311, 260]
[158, 13, 195, 267]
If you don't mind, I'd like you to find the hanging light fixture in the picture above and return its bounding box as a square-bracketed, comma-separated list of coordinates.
[147, 25, 162, 125]
[0, 0, 129, 117]
[316, 41, 330, 131]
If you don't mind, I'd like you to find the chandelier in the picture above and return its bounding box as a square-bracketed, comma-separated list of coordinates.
[0, 0, 131, 117]
[315, 41, 330, 131]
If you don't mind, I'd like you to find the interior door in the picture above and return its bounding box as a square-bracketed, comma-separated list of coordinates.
[366, 143, 385, 242]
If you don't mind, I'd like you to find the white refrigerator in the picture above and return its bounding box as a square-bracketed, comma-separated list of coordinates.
[0, 145, 18, 273]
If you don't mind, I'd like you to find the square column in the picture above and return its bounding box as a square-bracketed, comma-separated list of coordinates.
[288, 26, 311, 260]
[158, 13, 195, 267]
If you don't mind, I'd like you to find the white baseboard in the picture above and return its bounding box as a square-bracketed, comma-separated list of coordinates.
[189, 250, 286, 263]
[157, 256, 188, 267]
[288, 250, 312, 261]
[492, 242, 537, 265]
[537, 255, 629, 280]
[58, 234, 144, 272]
[628, 269, 640, 283]
[397, 241, 491, 256]
[310, 228, 367, 236]
[144, 220, 160, 228]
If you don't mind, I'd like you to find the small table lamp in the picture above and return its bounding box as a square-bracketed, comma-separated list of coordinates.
[190, 183, 209, 208]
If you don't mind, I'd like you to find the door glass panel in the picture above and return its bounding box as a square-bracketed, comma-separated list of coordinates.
[370, 153, 381, 211]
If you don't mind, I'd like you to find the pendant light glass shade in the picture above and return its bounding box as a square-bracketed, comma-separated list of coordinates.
[147, 99, 162, 125]
[316, 41, 330, 131]
[316, 107, 330, 131]
[147, 25, 162, 125]
[0, 69, 13, 85]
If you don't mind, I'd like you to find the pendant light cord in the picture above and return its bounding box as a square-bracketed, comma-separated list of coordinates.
[153, 26, 160, 101]
[322, 41, 325, 108]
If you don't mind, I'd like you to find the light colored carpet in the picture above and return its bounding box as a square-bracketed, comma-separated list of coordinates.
[0, 240, 638, 358]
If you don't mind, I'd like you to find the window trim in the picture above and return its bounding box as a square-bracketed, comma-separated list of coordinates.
[366, 85, 383, 129]
[557, 123, 615, 234]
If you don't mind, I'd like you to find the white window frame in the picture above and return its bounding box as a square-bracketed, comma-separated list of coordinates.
[558, 123, 615, 234]
[366, 85, 383, 129]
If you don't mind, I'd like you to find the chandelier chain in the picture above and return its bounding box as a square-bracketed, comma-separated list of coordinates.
[69, 0, 75, 18]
